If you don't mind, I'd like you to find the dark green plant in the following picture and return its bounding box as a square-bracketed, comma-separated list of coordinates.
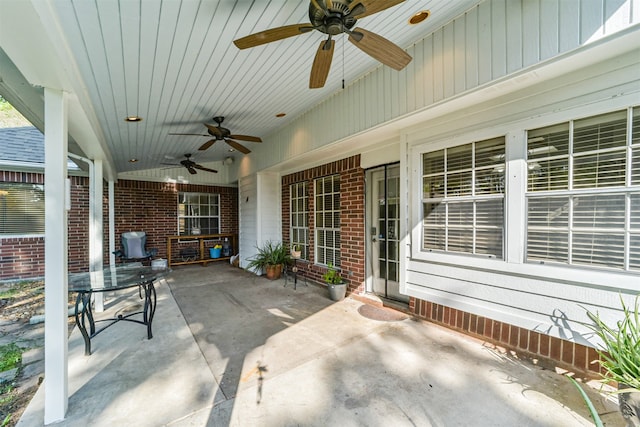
[585, 295, 640, 393]
[246, 241, 290, 272]
[322, 263, 343, 284]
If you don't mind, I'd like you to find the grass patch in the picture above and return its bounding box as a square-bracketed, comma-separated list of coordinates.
[0, 344, 21, 373]
[0, 281, 33, 299]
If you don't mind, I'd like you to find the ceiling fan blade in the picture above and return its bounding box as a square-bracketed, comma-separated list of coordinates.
[309, 39, 335, 89]
[204, 124, 224, 138]
[229, 134, 262, 143]
[350, 0, 405, 19]
[198, 139, 217, 151]
[186, 166, 197, 175]
[225, 139, 251, 154]
[193, 164, 218, 174]
[348, 27, 411, 71]
[169, 133, 209, 136]
[234, 24, 314, 49]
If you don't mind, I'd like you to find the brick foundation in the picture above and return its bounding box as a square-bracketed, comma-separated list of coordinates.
[408, 297, 604, 378]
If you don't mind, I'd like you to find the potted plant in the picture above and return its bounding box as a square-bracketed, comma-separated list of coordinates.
[290, 244, 302, 259]
[246, 241, 290, 280]
[583, 295, 640, 426]
[323, 263, 346, 301]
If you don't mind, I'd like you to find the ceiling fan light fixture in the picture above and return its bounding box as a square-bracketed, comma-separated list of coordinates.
[124, 115, 142, 122]
[409, 10, 430, 25]
[128, 158, 138, 163]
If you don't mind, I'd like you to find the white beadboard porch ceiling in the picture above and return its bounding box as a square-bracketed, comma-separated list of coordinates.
[12, 1, 479, 173]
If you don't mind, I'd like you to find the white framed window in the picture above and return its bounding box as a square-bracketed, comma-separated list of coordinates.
[0, 183, 45, 236]
[315, 175, 340, 266]
[526, 108, 640, 271]
[178, 192, 220, 236]
[421, 137, 505, 258]
[290, 182, 310, 260]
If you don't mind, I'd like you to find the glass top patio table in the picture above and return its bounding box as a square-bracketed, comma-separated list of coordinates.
[68, 264, 169, 355]
[68, 265, 169, 292]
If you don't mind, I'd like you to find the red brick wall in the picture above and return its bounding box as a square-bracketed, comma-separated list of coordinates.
[108, 180, 238, 261]
[0, 173, 238, 280]
[68, 176, 90, 272]
[281, 155, 365, 296]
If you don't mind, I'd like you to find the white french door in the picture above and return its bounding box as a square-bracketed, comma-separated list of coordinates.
[366, 164, 408, 302]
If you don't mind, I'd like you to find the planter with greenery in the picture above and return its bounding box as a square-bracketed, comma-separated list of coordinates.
[290, 244, 302, 259]
[576, 296, 640, 427]
[323, 263, 346, 301]
[246, 241, 290, 280]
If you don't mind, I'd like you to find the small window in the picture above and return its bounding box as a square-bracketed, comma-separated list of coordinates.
[178, 192, 220, 236]
[526, 108, 640, 271]
[0, 183, 45, 236]
[315, 175, 340, 266]
[290, 182, 310, 260]
[421, 137, 505, 258]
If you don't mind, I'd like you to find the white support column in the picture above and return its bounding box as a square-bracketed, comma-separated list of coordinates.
[92, 159, 105, 311]
[505, 131, 527, 264]
[43, 88, 68, 424]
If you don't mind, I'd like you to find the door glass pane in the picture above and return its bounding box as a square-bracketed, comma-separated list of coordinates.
[388, 261, 398, 282]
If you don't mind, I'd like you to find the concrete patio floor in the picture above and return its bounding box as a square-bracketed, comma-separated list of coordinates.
[17, 263, 624, 426]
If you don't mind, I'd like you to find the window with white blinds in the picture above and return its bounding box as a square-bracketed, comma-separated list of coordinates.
[0, 183, 45, 236]
[526, 108, 640, 271]
[422, 137, 505, 258]
[290, 182, 310, 260]
[315, 175, 340, 266]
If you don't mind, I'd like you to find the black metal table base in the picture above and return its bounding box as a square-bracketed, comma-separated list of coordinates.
[284, 259, 307, 290]
[74, 280, 157, 356]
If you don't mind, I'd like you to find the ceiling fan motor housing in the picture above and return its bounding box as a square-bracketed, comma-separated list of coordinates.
[209, 116, 232, 139]
[309, 0, 357, 35]
[207, 127, 231, 139]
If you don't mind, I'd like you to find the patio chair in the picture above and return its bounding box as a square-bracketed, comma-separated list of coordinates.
[114, 231, 158, 264]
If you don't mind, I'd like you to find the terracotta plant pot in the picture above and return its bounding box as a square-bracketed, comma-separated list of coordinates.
[265, 264, 282, 280]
